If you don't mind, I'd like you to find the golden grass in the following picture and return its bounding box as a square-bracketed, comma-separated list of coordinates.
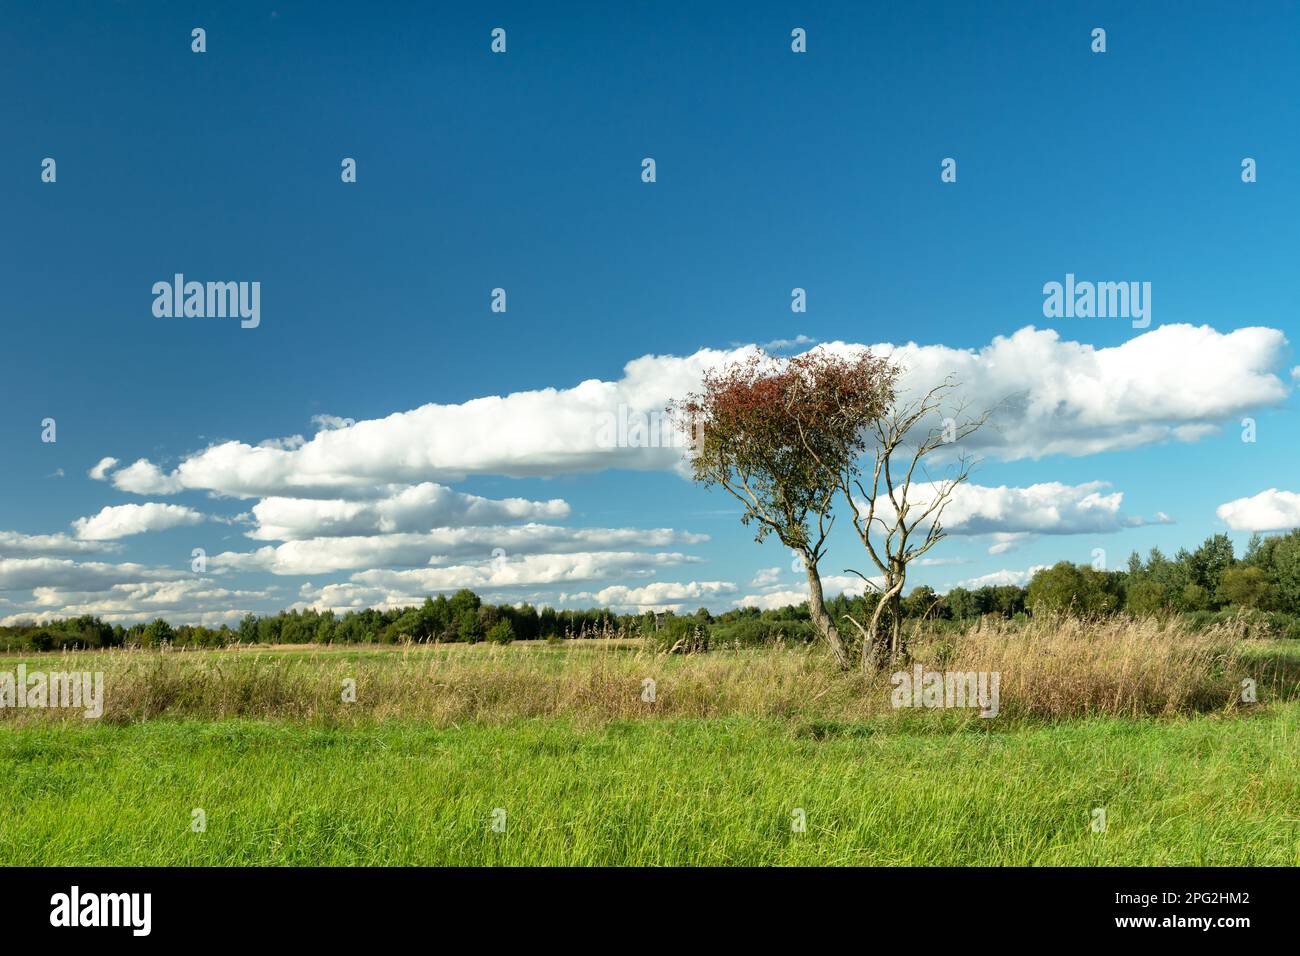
[0, 615, 1264, 726]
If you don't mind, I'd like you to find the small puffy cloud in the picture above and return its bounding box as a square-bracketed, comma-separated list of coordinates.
[311, 414, 355, 431]
[1216, 489, 1300, 532]
[110, 458, 185, 495]
[759, 334, 817, 351]
[258, 435, 306, 451]
[987, 533, 1033, 556]
[72, 503, 205, 541]
[88, 457, 119, 481]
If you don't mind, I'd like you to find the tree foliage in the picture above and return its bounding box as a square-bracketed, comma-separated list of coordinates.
[671, 348, 898, 668]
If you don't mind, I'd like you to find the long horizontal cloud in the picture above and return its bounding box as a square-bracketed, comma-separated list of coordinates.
[0, 530, 117, 557]
[94, 349, 740, 497]
[350, 551, 699, 592]
[292, 551, 704, 612]
[735, 572, 883, 611]
[4, 579, 271, 626]
[248, 483, 570, 540]
[92, 324, 1290, 497]
[1216, 489, 1300, 532]
[559, 580, 737, 613]
[951, 566, 1050, 591]
[901, 480, 1170, 536]
[0, 558, 189, 593]
[213, 525, 708, 575]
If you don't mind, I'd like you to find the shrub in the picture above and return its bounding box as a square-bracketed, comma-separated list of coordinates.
[646, 616, 709, 653]
[487, 619, 516, 645]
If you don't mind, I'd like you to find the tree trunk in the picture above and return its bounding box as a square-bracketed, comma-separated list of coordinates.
[889, 591, 903, 662]
[805, 562, 850, 670]
[864, 576, 905, 673]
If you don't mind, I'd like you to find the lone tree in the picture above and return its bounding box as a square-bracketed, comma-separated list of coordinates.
[829, 378, 988, 669]
[671, 349, 897, 669]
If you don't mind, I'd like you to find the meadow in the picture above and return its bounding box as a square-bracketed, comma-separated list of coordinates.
[1, 616, 1297, 866]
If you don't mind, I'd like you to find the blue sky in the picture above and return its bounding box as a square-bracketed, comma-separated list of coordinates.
[2, 1, 1297, 623]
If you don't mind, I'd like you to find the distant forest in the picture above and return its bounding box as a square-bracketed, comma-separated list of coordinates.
[4, 530, 1300, 653]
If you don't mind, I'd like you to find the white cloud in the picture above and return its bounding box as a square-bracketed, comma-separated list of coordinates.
[0, 558, 189, 593]
[108, 458, 185, 494]
[759, 334, 817, 351]
[88, 457, 119, 481]
[862, 324, 1289, 460]
[734, 572, 882, 610]
[100, 347, 748, 498]
[248, 483, 570, 540]
[560, 580, 737, 613]
[0, 530, 116, 557]
[350, 551, 698, 593]
[1216, 489, 1300, 532]
[952, 566, 1050, 590]
[213, 525, 706, 575]
[735, 589, 811, 611]
[72, 503, 205, 541]
[291, 581, 413, 614]
[857, 480, 1169, 548]
[310, 414, 355, 431]
[987, 533, 1032, 555]
[939, 481, 1165, 535]
[97, 325, 1288, 497]
[291, 551, 703, 612]
[2, 579, 268, 626]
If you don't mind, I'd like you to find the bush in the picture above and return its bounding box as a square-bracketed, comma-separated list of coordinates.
[710, 618, 815, 648]
[646, 616, 709, 653]
[487, 619, 515, 645]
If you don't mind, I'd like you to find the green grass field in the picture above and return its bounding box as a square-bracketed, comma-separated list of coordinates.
[1, 630, 1297, 865]
[2, 712, 1297, 865]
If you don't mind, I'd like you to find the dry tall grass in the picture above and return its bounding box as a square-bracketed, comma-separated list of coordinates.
[0, 615, 1263, 725]
[904, 612, 1246, 719]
